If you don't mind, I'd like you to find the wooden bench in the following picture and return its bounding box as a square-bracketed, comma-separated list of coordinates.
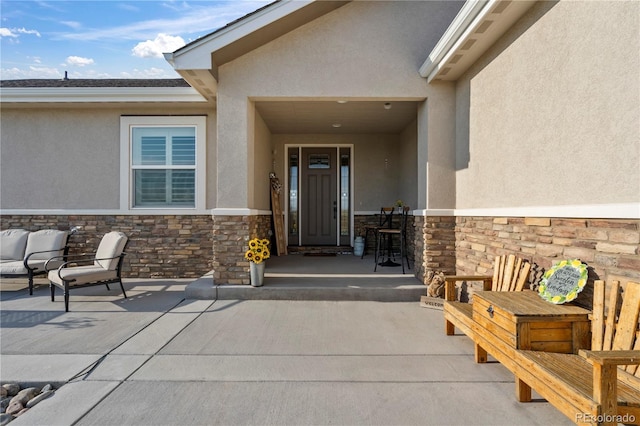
[518, 280, 640, 425]
[443, 254, 531, 341]
[471, 280, 640, 425]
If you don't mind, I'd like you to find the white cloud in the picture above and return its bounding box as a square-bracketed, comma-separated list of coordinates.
[0, 27, 41, 38]
[60, 21, 82, 30]
[17, 28, 41, 37]
[0, 28, 17, 37]
[59, 1, 270, 41]
[0, 67, 25, 79]
[28, 65, 61, 77]
[118, 4, 140, 13]
[120, 67, 179, 79]
[0, 65, 61, 79]
[161, 1, 191, 12]
[65, 56, 95, 67]
[132, 33, 185, 58]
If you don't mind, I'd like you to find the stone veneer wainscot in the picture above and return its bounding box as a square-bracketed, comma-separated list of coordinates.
[0, 215, 214, 279]
[2, 214, 638, 289]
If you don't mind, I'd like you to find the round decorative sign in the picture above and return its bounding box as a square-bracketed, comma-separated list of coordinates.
[538, 259, 588, 304]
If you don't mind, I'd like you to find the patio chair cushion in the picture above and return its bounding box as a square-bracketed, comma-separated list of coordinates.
[0, 260, 28, 275]
[49, 265, 118, 287]
[25, 230, 68, 261]
[0, 229, 30, 261]
[94, 231, 128, 270]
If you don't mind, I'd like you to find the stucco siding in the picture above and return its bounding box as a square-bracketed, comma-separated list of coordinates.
[455, 0, 640, 210]
[425, 83, 456, 210]
[216, 0, 463, 208]
[1, 108, 120, 209]
[399, 119, 418, 210]
[1, 105, 216, 210]
[253, 108, 273, 210]
[220, 1, 462, 98]
[272, 133, 409, 212]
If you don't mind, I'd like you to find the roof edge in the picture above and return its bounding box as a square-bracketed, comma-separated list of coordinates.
[420, 0, 536, 82]
[166, 0, 316, 71]
[419, 0, 490, 78]
[0, 87, 208, 103]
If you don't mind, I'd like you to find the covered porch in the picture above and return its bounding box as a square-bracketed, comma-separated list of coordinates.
[186, 252, 426, 302]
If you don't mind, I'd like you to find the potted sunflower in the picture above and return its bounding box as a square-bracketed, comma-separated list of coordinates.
[245, 237, 271, 286]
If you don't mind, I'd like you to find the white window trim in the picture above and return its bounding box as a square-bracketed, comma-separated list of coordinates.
[120, 116, 207, 213]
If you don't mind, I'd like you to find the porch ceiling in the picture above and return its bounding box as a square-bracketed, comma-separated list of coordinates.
[255, 100, 419, 134]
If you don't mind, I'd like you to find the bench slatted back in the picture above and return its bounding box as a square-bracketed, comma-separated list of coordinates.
[491, 254, 531, 292]
[592, 280, 640, 378]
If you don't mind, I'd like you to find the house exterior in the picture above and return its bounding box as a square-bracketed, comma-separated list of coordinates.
[1, 0, 638, 286]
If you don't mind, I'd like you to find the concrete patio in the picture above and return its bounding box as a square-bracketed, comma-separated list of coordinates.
[0, 272, 573, 425]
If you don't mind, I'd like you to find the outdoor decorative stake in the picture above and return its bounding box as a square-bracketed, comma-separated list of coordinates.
[270, 172, 287, 256]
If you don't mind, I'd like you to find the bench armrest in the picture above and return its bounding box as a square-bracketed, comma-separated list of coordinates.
[578, 350, 640, 407]
[579, 350, 640, 366]
[444, 275, 493, 301]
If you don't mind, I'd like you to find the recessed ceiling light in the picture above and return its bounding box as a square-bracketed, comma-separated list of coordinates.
[384, 102, 392, 110]
[337, 100, 348, 104]
[332, 123, 342, 128]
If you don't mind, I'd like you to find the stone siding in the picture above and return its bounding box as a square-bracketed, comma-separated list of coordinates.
[453, 216, 640, 307]
[454, 217, 640, 283]
[413, 216, 457, 284]
[3, 214, 637, 289]
[0, 215, 214, 278]
[212, 214, 271, 284]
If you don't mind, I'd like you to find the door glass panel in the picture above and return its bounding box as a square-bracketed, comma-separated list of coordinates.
[340, 149, 350, 238]
[288, 149, 299, 239]
[308, 154, 330, 169]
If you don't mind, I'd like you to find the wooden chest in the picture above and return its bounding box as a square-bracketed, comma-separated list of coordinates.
[472, 291, 591, 354]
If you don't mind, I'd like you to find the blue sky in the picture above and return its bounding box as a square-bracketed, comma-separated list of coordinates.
[0, 0, 271, 80]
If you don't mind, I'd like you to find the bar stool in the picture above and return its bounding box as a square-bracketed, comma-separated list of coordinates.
[360, 207, 394, 259]
[374, 206, 410, 274]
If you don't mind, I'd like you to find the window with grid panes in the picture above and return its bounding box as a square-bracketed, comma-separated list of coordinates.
[120, 116, 206, 211]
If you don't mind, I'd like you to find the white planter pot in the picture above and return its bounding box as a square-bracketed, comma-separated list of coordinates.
[250, 262, 265, 287]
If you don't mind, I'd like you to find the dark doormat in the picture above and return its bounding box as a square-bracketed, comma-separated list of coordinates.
[303, 253, 337, 257]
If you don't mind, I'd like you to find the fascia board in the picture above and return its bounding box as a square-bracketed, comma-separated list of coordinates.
[420, 0, 536, 82]
[0, 87, 207, 103]
[167, 0, 315, 70]
[419, 0, 491, 79]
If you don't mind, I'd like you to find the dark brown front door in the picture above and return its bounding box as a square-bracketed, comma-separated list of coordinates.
[301, 148, 337, 245]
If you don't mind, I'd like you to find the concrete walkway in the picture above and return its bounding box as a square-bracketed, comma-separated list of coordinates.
[0, 277, 572, 425]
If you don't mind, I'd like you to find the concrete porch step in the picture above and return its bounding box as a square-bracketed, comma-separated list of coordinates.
[186, 255, 424, 302]
[185, 272, 425, 302]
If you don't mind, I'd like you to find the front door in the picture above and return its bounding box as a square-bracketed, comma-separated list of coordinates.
[301, 148, 337, 245]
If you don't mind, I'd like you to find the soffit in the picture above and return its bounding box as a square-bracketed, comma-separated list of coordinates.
[420, 0, 536, 82]
[255, 100, 419, 134]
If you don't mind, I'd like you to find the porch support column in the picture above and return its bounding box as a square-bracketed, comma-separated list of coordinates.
[214, 92, 255, 284]
[415, 82, 457, 283]
[216, 92, 250, 208]
[418, 82, 456, 210]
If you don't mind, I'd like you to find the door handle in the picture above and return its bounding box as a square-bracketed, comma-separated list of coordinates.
[333, 201, 337, 219]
